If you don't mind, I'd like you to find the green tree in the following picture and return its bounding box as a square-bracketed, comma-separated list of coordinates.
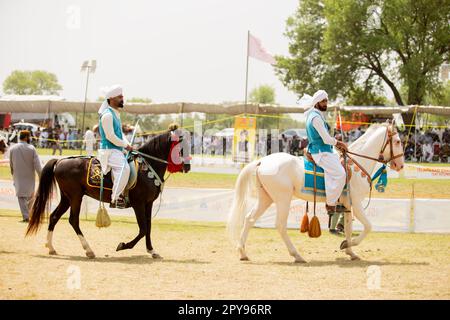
[428, 80, 450, 107]
[3, 70, 62, 95]
[249, 84, 276, 104]
[346, 83, 387, 106]
[276, 0, 450, 124]
[249, 85, 279, 129]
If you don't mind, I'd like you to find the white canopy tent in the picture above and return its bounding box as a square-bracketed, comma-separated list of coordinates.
[0, 95, 449, 116]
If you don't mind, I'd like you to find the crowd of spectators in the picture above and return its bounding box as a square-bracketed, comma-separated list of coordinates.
[4, 122, 450, 163]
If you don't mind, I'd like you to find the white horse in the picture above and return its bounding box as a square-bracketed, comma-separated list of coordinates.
[227, 122, 405, 262]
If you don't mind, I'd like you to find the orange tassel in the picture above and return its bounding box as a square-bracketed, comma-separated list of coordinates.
[308, 216, 321, 238]
[300, 213, 309, 233]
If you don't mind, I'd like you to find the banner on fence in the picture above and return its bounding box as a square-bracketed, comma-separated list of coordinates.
[232, 116, 256, 163]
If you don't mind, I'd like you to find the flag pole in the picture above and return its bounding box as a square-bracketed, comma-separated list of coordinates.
[244, 30, 250, 117]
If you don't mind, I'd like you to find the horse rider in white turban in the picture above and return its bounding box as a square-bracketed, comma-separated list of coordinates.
[302, 90, 348, 216]
[98, 85, 134, 208]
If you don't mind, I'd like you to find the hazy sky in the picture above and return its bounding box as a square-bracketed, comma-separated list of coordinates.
[0, 0, 301, 105]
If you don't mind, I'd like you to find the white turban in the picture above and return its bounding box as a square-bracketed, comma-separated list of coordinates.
[98, 84, 123, 114]
[298, 89, 328, 112]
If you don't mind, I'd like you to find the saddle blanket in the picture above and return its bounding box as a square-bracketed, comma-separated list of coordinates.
[86, 157, 138, 191]
[301, 157, 348, 198]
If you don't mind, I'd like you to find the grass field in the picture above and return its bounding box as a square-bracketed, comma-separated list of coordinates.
[0, 211, 449, 299]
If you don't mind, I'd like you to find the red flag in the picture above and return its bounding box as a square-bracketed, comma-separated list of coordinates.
[248, 33, 276, 65]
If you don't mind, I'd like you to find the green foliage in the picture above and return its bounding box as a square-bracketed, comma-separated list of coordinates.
[276, 0, 450, 106]
[249, 85, 278, 129]
[249, 84, 276, 104]
[3, 70, 62, 95]
[427, 80, 450, 107]
[346, 83, 387, 106]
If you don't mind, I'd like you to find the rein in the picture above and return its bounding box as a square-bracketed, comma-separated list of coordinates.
[340, 125, 403, 209]
[132, 143, 186, 219]
[132, 150, 168, 164]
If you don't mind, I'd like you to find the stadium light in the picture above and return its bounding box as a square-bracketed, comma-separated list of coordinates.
[80, 60, 96, 153]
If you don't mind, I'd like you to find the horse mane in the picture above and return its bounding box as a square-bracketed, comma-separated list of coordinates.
[349, 123, 388, 152]
[139, 131, 171, 158]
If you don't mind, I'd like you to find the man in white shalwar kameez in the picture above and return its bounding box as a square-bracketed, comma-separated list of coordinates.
[97, 85, 134, 208]
[302, 90, 348, 215]
[83, 127, 96, 157]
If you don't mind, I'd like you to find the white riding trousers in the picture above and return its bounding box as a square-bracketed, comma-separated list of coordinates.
[311, 152, 346, 206]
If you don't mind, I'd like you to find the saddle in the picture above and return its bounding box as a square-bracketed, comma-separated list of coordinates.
[304, 151, 352, 183]
[86, 157, 139, 192]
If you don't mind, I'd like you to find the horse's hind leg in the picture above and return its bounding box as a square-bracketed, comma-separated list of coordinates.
[275, 196, 306, 263]
[238, 186, 272, 261]
[68, 194, 95, 258]
[46, 193, 70, 255]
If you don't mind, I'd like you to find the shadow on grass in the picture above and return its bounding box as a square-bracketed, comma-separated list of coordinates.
[32, 254, 211, 265]
[245, 258, 430, 268]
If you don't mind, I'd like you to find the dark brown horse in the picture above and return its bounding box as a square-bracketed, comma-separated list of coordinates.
[26, 126, 191, 259]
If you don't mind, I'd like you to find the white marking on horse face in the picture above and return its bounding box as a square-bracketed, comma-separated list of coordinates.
[391, 135, 404, 171]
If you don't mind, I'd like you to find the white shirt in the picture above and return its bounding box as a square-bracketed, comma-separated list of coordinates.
[84, 129, 96, 147]
[311, 109, 337, 146]
[100, 107, 129, 148]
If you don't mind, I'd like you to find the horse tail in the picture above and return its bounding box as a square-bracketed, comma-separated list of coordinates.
[227, 160, 259, 247]
[26, 159, 58, 236]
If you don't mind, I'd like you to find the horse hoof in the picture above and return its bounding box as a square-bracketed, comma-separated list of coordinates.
[240, 256, 249, 261]
[49, 250, 57, 255]
[116, 242, 126, 251]
[86, 251, 96, 259]
[351, 255, 361, 261]
[340, 240, 348, 250]
[151, 253, 163, 259]
[294, 258, 307, 264]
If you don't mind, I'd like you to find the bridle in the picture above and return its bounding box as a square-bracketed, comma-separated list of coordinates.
[339, 122, 404, 210]
[342, 122, 404, 182]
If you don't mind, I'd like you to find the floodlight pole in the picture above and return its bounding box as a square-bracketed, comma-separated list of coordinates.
[80, 60, 95, 154]
[80, 66, 90, 153]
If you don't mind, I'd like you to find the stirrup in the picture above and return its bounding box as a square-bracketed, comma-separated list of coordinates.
[110, 195, 130, 209]
[326, 204, 347, 215]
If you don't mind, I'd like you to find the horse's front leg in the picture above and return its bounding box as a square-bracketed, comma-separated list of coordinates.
[145, 202, 162, 259]
[341, 201, 372, 259]
[341, 211, 360, 260]
[116, 204, 147, 251]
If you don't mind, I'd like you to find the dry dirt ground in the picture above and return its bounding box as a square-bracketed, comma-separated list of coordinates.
[0, 214, 449, 300]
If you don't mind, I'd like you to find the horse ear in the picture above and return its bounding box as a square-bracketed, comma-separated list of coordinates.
[168, 123, 179, 132]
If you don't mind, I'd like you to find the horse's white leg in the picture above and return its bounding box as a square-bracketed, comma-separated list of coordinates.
[77, 235, 95, 259]
[275, 198, 306, 263]
[238, 186, 272, 261]
[342, 211, 360, 260]
[46, 231, 57, 255]
[349, 201, 372, 247]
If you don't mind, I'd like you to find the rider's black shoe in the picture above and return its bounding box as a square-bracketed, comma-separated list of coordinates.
[110, 195, 130, 209]
[329, 228, 345, 237]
